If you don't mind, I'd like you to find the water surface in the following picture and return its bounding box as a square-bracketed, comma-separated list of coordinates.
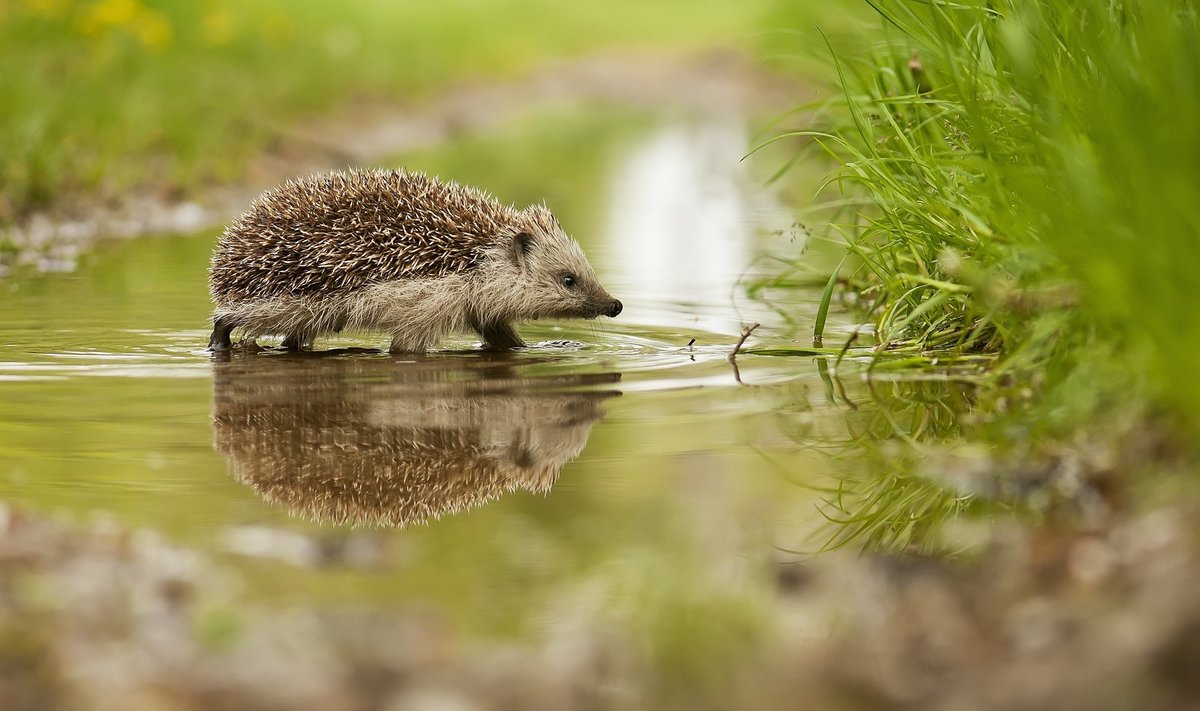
[0, 109, 973, 637]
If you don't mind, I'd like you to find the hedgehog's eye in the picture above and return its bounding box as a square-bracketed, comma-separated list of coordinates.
[561, 274, 577, 289]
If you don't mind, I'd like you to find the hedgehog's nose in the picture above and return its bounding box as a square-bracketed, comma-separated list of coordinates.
[607, 299, 623, 318]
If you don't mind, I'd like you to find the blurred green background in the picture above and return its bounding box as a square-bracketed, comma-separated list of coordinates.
[0, 0, 857, 219]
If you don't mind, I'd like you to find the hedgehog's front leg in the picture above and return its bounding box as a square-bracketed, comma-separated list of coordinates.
[476, 321, 525, 351]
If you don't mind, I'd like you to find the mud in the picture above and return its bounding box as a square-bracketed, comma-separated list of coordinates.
[3, 494, 1198, 711]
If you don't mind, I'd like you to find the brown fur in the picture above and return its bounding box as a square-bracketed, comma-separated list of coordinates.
[208, 168, 621, 351]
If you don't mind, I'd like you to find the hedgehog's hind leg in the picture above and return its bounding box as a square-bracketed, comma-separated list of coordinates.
[208, 315, 236, 351]
[388, 323, 445, 353]
[388, 331, 428, 353]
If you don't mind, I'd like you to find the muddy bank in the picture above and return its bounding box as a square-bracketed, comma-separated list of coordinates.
[2, 496, 1198, 711]
[0, 49, 804, 277]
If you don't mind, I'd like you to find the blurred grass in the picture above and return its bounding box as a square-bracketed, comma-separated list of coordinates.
[770, 0, 1200, 435]
[387, 106, 652, 241]
[0, 0, 775, 222]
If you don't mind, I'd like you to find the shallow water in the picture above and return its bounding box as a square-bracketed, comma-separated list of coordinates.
[0, 110, 973, 637]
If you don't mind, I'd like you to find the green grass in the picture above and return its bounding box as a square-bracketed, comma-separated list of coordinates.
[0, 0, 772, 222]
[772, 0, 1200, 434]
[748, 0, 1200, 550]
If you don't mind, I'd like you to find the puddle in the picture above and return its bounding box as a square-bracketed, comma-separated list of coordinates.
[0, 108, 978, 635]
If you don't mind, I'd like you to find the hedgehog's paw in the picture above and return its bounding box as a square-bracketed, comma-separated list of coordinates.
[235, 337, 263, 353]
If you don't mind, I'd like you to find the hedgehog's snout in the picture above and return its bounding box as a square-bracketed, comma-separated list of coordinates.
[578, 297, 621, 320]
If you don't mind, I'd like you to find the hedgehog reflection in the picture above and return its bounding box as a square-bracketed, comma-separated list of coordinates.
[212, 355, 619, 526]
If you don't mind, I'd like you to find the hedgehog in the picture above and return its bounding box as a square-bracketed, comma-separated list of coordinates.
[208, 168, 622, 352]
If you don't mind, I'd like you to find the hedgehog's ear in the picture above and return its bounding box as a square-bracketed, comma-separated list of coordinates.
[511, 231, 534, 270]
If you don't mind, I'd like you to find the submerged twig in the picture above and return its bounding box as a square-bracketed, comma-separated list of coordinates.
[727, 323, 760, 385]
[728, 322, 761, 362]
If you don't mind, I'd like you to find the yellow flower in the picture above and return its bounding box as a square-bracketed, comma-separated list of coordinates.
[202, 6, 236, 46]
[134, 9, 170, 49]
[74, 0, 172, 49]
[77, 0, 137, 36]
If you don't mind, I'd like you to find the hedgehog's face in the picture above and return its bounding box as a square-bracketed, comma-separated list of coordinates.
[509, 208, 622, 321]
